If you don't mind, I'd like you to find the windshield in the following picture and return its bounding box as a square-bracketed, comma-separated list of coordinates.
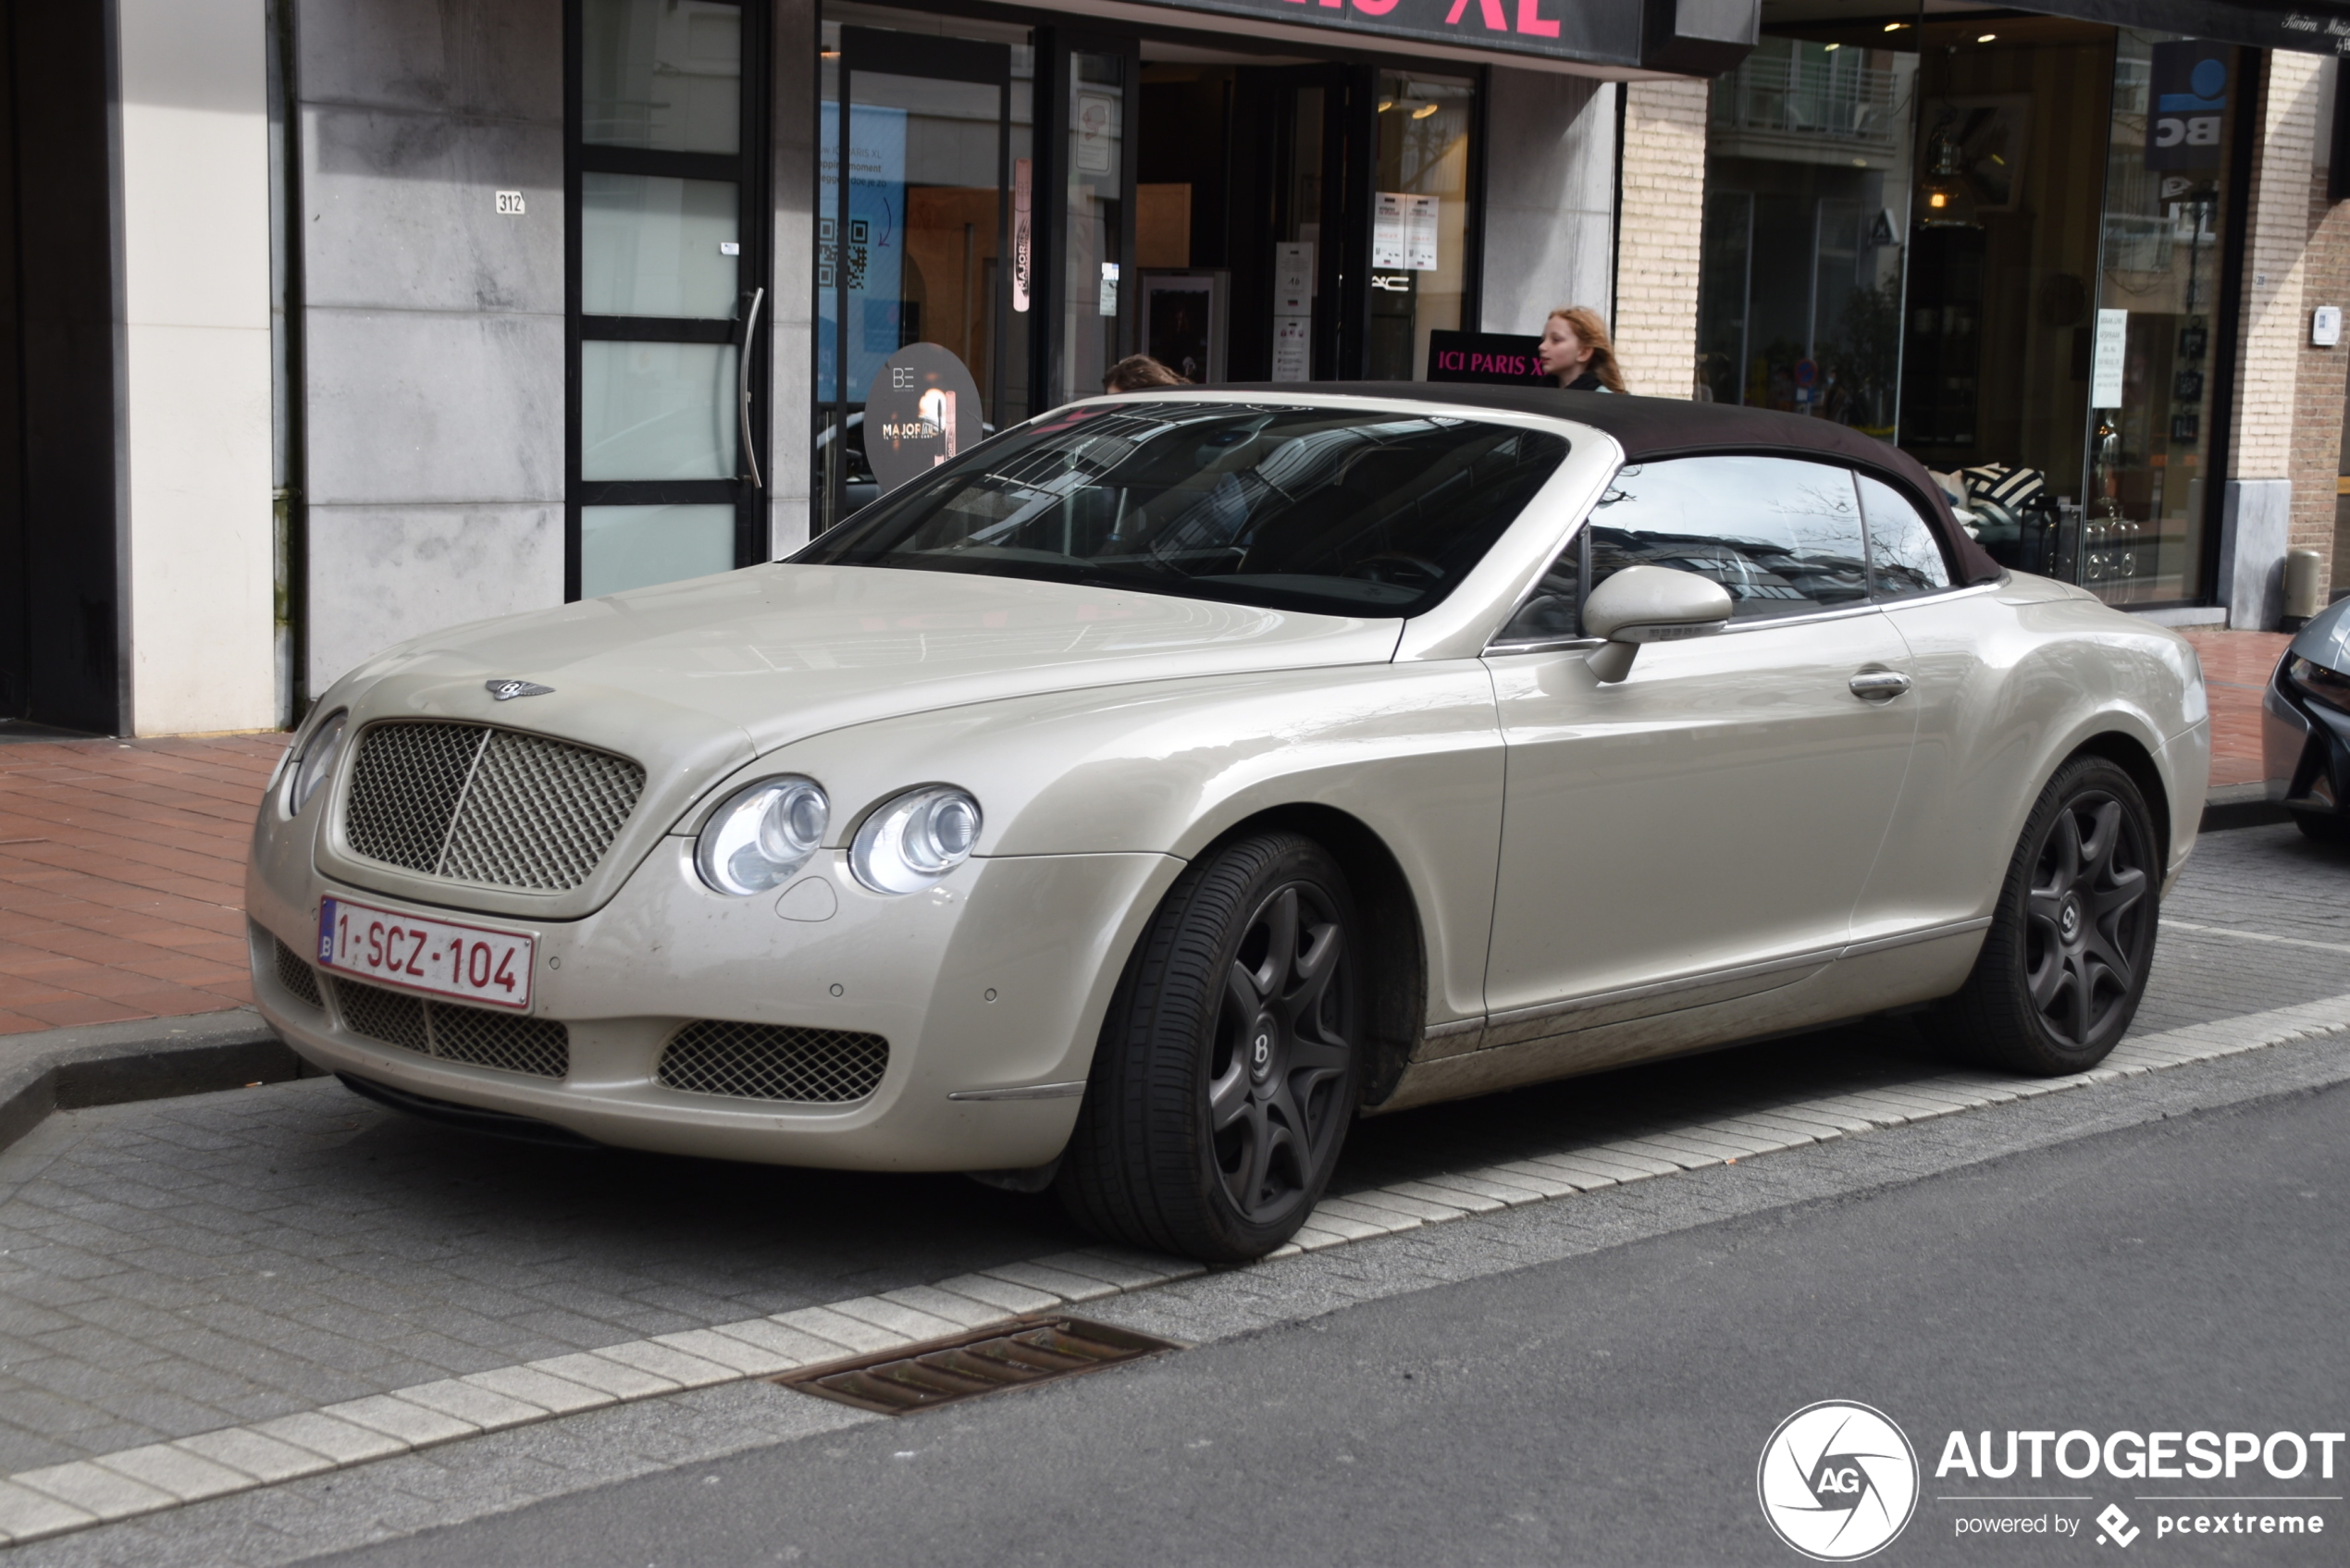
[792, 401, 1572, 618]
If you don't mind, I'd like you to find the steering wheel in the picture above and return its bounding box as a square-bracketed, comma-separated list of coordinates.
[1342, 552, 1447, 588]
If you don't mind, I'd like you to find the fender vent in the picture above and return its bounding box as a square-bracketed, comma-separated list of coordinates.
[779, 1317, 1181, 1414]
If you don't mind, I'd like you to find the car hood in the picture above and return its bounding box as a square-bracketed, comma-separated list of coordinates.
[355, 564, 1404, 756]
[309, 563, 1407, 919]
[2290, 592, 2350, 674]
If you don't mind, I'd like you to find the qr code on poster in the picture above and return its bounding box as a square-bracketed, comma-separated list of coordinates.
[817, 217, 870, 291]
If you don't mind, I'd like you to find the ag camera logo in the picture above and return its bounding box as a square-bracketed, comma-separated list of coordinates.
[1759, 1401, 1920, 1561]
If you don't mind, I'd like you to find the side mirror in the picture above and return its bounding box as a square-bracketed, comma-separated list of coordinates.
[1582, 565, 1733, 683]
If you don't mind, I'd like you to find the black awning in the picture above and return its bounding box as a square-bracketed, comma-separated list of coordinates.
[2006, 1, 2350, 55]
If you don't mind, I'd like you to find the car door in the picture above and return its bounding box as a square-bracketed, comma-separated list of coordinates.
[1845, 469, 2006, 947]
[1481, 453, 1922, 1043]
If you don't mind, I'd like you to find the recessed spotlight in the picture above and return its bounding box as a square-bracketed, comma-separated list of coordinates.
[1377, 98, 1393, 112]
[1883, 20, 1908, 31]
[1824, 42, 1841, 51]
[1412, 102, 1440, 118]
[1977, 32, 1996, 43]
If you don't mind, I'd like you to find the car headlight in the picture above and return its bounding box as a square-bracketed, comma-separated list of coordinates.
[283, 711, 347, 817]
[2289, 655, 2350, 716]
[696, 777, 830, 895]
[850, 785, 982, 894]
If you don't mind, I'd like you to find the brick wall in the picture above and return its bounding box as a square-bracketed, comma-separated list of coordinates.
[2232, 52, 2322, 483]
[1612, 79, 1708, 401]
[2290, 167, 2350, 576]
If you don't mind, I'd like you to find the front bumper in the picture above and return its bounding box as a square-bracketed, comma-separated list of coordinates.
[2264, 659, 2350, 818]
[246, 835, 1180, 1172]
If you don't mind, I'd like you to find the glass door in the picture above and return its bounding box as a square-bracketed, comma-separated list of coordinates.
[569, 0, 771, 599]
[815, 28, 1023, 531]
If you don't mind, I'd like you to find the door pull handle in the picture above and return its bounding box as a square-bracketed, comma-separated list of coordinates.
[737, 286, 765, 489]
[1849, 670, 1912, 701]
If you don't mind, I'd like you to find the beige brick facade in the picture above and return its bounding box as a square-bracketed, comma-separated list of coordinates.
[1612, 79, 1708, 401]
[2231, 51, 2323, 485]
[2291, 170, 2350, 576]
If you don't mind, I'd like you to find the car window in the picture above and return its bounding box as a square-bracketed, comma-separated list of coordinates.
[793, 401, 1572, 620]
[1856, 473, 1954, 599]
[1585, 455, 1869, 623]
[1494, 536, 1580, 643]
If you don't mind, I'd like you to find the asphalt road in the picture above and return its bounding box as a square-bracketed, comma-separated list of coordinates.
[314, 1075, 2350, 1568]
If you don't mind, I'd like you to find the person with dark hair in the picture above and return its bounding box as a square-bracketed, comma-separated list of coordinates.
[1103, 354, 1188, 393]
[1537, 305, 1627, 393]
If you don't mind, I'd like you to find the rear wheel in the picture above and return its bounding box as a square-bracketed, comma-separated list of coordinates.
[2293, 810, 2350, 843]
[1923, 756, 2158, 1075]
[1058, 833, 1364, 1262]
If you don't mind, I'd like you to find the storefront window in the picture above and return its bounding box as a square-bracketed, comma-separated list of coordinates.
[1064, 51, 1127, 398]
[2077, 32, 2241, 605]
[1696, 35, 1915, 426]
[1369, 71, 1474, 382]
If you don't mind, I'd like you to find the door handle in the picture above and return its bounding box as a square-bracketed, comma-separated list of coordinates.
[737, 286, 765, 489]
[1849, 669, 1912, 701]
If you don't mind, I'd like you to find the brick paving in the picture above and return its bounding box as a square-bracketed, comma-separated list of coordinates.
[0, 737, 288, 1036]
[2182, 625, 2289, 787]
[0, 821, 2339, 1481]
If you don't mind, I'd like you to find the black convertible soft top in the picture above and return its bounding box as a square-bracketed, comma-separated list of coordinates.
[1203, 383, 2004, 586]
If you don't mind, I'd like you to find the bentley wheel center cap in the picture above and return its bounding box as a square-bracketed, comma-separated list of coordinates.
[1250, 1020, 1277, 1081]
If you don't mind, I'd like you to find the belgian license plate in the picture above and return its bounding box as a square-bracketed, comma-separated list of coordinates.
[318, 897, 535, 1011]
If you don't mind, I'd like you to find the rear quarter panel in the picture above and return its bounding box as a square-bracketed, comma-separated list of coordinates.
[1861, 578, 2207, 943]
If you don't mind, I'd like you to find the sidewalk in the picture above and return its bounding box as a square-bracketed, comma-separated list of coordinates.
[2180, 625, 2288, 788]
[0, 735, 287, 1035]
[0, 628, 2295, 1040]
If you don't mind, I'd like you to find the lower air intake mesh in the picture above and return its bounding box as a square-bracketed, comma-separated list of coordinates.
[328, 977, 568, 1080]
[657, 1020, 888, 1104]
[273, 939, 324, 1010]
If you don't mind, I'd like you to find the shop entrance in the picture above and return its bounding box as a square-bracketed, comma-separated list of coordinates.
[815, 26, 1029, 531]
[1132, 52, 1476, 389]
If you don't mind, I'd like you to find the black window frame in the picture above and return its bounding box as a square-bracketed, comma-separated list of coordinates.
[564, 0, 774, 602]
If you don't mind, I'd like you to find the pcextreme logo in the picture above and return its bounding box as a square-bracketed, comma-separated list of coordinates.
[1758, 1401, 1922, 1561]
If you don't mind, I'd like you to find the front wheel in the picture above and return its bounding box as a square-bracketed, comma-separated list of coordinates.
[1922, 756, 2158, 1074]
[1058, 833, 1365, 1262]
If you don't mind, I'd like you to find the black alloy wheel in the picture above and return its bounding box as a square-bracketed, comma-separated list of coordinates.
[1923, 756, 2158, 1074]
[1058, 833, 1365, 1261]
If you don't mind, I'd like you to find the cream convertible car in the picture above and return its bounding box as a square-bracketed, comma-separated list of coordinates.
[248, 389, 2208, 1261]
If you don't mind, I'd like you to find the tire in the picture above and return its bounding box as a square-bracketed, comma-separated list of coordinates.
[1922, 756, 2158, 1075]
[1058, 833, 1366, 1262]
[2293, 810, 2350, 844]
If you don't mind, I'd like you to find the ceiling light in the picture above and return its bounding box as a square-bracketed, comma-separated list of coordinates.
[1824, 42, 1840, 51]
[1977, 32, 1996, 43]
[1377, 98, 1393, 112]
[1411, 102, 1440, 118]
[1883, 20, 1908, 31]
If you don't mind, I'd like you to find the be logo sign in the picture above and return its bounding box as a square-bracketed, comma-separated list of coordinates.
[1759, 1401, 1920, 1561]
[2146, 43, 2230, 174]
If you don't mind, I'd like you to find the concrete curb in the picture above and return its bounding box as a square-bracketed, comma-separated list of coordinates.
[2200, 781, 2291, 833]
[0, 1009, 308, 1159]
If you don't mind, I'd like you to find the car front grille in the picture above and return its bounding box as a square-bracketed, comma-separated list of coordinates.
[273, 938, 325, 1009]
[342, 722, 644, 892]
[328, 976, 570, 1080]
[656, 1020, 889, 1104]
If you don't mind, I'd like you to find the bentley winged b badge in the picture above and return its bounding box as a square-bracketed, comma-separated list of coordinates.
[485, 679, 554, 701]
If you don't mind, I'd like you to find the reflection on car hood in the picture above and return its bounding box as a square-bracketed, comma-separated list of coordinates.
[2290, 592, 2350, 674]
[353, 563, 1405, 756]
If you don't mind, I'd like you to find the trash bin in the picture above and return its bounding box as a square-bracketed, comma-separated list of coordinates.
[2285, 548, 2325, 630]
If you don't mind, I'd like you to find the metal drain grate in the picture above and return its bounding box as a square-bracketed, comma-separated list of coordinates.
[778, 1317, 1180, 1414]
[273, 938, 324, 1009]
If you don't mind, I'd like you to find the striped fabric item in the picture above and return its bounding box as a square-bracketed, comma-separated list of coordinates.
[1959, 463, 2047, 515]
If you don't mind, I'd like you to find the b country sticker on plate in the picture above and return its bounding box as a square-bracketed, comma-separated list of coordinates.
[317, 896, 535, 1010]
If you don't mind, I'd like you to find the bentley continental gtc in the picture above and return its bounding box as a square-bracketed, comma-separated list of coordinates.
[248, 389, 2209, 1261]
